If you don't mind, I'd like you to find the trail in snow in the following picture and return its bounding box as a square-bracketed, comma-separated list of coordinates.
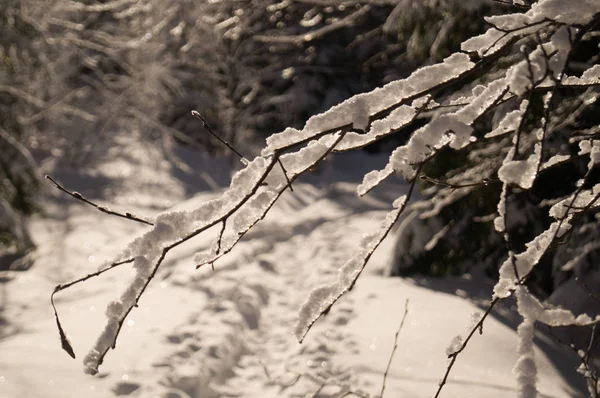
[0, 148, 587, 398]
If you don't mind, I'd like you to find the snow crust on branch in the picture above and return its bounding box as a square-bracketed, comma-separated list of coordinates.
[68, 0, 600, 380]
[387, 77, 508, 181]
[494, 218, 571, 299]
[498, 142, 542, 189]
[549, 184, 600, 219]
[294, 195, 407, 342]
[337, 105, 417, 151]
[357, 165, 393, 197]
[540, 154, 570, 170]
[262, 53, 474, 155]
[195, 134, 342, 266]
[506, 27, 571, 97]
[562, 65, 600, 86]
[486, 100, 529, 138]
[84, 156, 274, 374]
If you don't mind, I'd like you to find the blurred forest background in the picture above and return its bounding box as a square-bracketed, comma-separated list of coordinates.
[1, 0, 598, 304]
[0, 0, 498, 266]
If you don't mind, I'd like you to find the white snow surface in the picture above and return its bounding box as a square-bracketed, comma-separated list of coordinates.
[0, 145, 588, 397]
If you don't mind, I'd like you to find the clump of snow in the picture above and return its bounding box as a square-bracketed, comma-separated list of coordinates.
[498, 142, 541, 190]
[487, 0, 600, 29]
[511, 281, 600, 398]
[578, 140, 592, 155]
[84, 156, 278, 374]
[549, 184, 600, 219]
[387, 78, 510, 181]
[540, 154, 570, 170]
[588, 140, 600, 168]
[280, 133, 341, 176]
[357, 166, 393, 197]
[494, 184, 508, 233]
[529, 0, 600, 25]
[514, 316, 537, 398]
[462, 28, 513, 57]
[506, 27, 571, 97]
[445, 335, 463, 356]
[486, 100, 529, 138]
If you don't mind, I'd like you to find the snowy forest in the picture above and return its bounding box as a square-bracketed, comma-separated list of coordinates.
[1, 0, 599, 397]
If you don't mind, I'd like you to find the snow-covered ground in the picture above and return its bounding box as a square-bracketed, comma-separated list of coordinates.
[0, 142, 587, 397]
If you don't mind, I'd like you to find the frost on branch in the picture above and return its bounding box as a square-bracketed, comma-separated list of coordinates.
[506, 27, 571, 97]
[385, 76, 508, 183]
[295, 195, 407, 342]
[51, 0, 600, 386]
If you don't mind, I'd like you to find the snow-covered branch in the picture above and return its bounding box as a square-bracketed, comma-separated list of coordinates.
[50, 3, 600, 395]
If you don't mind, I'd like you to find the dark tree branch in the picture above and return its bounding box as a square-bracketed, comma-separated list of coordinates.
[51, 258, 135, 359]
[45, 175, 154, 226]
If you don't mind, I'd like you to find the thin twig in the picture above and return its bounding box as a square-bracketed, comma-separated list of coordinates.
[434, 297, 500, 398]
[380, 299, 410, 398]
[277, 158, 294, 192]
[576, 277, 600, 302]
[191, 110, 246, 160]
[51, 258, 135, 359]
[210, 220, 227, 271]
[215, 220, 226, 255]
[420, 175, 498, 190]
[545, 324, 599, 398]
[45, 175, 154, 226]
[192, 110, 293, 191]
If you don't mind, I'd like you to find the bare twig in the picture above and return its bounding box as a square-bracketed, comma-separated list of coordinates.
[435, 297, 501, 398]
[380, 299, 410, 398]
[420, 175, 498, 190]
[192, 110, 246, 160]
[45, 175, 154, 226]
[545, 324, 599, 398]
[51, 258, 135, 359]
[192, 110, 293, 191]
[576, 277, 600, 303]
